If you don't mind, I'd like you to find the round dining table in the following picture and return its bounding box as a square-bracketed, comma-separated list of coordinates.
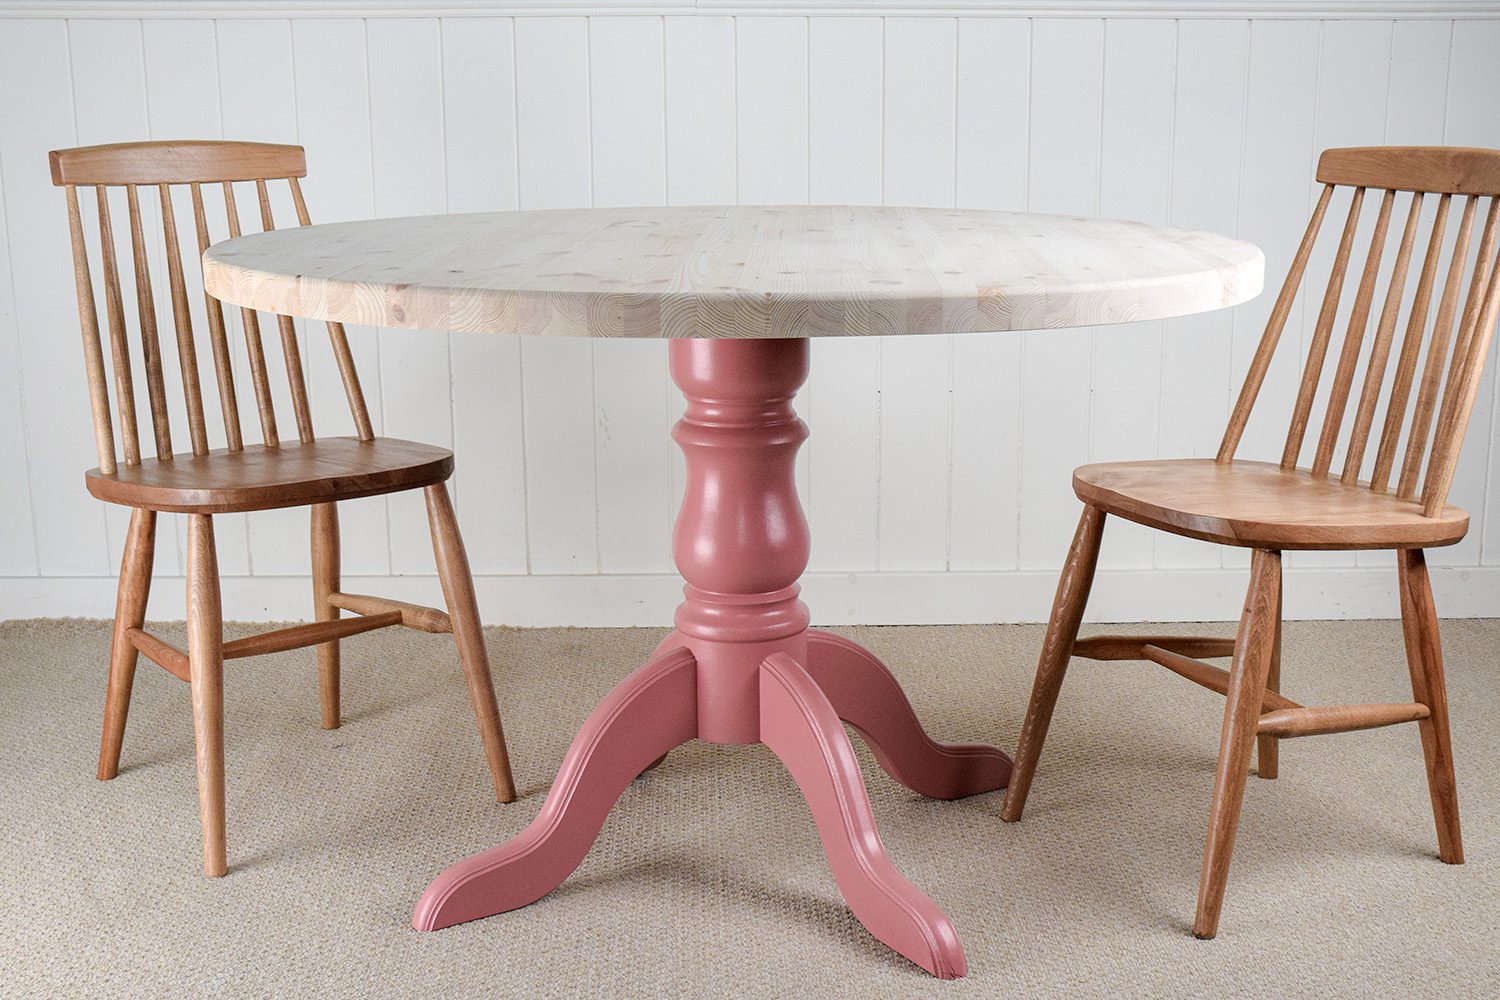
[203, 204, 1263, 979]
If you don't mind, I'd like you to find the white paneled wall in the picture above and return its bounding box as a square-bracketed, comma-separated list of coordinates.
[2, 3, 1500, 625]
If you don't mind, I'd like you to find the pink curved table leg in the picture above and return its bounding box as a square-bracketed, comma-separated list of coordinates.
[760, 652, 967, 980]
[805, 630, 1012, 800]
[412, 647, 698, 930]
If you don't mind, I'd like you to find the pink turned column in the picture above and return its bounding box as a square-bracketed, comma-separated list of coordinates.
[669, 338, 811, 744]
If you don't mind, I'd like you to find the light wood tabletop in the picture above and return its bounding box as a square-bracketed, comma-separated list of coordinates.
[202, 205, 1263, 338]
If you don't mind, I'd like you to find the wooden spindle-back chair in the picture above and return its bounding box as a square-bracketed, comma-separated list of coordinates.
[1002, 146, 1500, 938]
[50, 140, 516, 877]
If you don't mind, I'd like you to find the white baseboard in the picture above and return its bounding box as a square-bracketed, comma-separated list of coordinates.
[3, 565, 1497, 626]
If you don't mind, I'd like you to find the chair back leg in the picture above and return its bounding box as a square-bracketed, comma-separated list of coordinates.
[311, 502, 341, 730]
[100, 507, 157, 780]
[1002, 504, 1106, 822]
[425, 482, 517, 803]
[1194, 548, 1281, 939]
[186, 513, 227, 877]
[1397, 548, 1464, 864]
[1255, 577, 1284, 780]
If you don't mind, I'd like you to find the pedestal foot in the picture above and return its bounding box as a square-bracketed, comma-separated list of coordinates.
[412, 647, 698, 931]
[760, 652, 968, 979]
[805, 630, 1011, 800]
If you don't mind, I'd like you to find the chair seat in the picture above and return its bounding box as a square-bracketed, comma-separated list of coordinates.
[1072, 459, 1468, 550]
[86, 437, 453, 513]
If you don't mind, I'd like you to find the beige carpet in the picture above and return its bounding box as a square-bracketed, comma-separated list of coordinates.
[1, 618, 1497, 999]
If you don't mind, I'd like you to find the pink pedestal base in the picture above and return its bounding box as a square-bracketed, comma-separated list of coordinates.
[413, 339, 1010, 978]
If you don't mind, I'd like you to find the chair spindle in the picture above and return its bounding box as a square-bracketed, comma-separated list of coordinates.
[95, 186, 142, 466]
[1219, 184, 1334, 464]
[1422, 200, 1500, 515]
[1433, 198, 1500, 436]
[1371, 193, 1452, 492]
[1283, 187, 1366, 469]
[288, 176, 375, 442]
[64, 185, 118, 473]
[255, 179, 315, 445]
[190, 183, 243, 452]
[1342, 192, 1424, 483]
[223, 181, 279, 447]
[1312, 187, 1395, 478]
[158, 183, 210, 457]
[124, 185, 174, 461]
[1398, 195, 1480, 499]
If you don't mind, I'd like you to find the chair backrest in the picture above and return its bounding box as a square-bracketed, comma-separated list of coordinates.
[1220, 146, 1500, 517]
[50, 140, 374, 475]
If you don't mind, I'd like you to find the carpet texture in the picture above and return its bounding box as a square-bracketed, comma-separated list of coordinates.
[1, 618, 1497, 999]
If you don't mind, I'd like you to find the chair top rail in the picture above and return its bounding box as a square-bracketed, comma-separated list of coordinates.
[1318, 147, 1500, 197]
[50, 140, 306, 187]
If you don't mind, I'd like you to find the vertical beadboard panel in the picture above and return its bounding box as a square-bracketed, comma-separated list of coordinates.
[215, 19, 306, 577]
[366, 18, 452, 579]
[515, 18, 593, 210]
[736, 17, 813, 503]
[1018, 18, 1101, 570]
[663, 14, 737, 523]
[17, 19, 121, 575]
[4, 20, 113, 578]
[1228, 18, 1321, 576]
[0, 151, 37, 575]
[954, 18, 1028, 213]
[807, 17, 882, 206]
[1294, 18, 1394, 573]
[70, 21, 183, 577]
[1444, 19, 1500, 566]
[881, 16, 957, 207]
[514, 17, 599, 574]
[440, 17, 528, 578]
[805, 16, 883, 572]
[441, 18, 520, 214]
[140, 19, 225, 577]
[1353, 18, 1451, 571]
[1090, 18, 1175, 572]
[878, 17, 956, 571]
[1387, 20, 1455, 142]
[590, 16, 674, 574]
[948, 17, 1028, 571]
[1158, 18, 1250, 571]
[1233, 20, 1321, 471]
[1438, 23, 1500, 568]
[664, 16, 736, 207]
[590, 17, 666, 208]
[0, 17, 57, 578]
[736, 17, 809, 204]
[291, 17, 390, 577]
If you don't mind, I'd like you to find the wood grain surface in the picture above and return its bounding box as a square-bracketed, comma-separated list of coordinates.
[1072, 459, 1470, 550]
[202, 205, 1264, 338]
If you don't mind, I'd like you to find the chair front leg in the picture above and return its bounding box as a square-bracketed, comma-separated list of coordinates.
[311, 502, 341, 729]
[99, 507, 157, 780]
[1397, 548, 1463, 864]
[425, 482, 517, 803]
[1194, 548, 1280, 939]
[186, 513, 227, 877]
[1002, 503, 1106, 822]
